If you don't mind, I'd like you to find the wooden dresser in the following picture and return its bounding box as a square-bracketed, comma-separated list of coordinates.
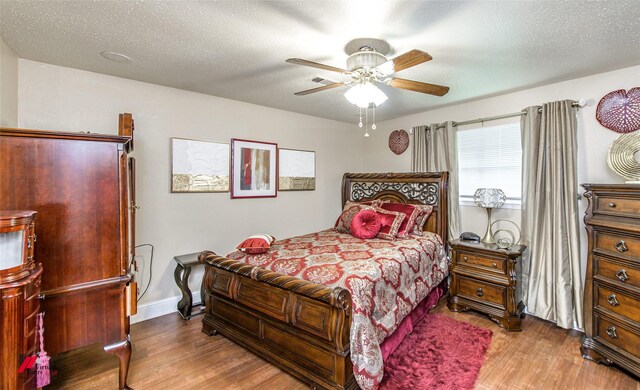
[0, 211, 42, 390]
[0, 114, 137, 389]
[448, 239, 526, 331]
[582, 184, 640, 377]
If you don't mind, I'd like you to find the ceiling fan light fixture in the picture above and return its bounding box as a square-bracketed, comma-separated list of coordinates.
[344, 82, 388, 108]
[346, 47, 387, 71]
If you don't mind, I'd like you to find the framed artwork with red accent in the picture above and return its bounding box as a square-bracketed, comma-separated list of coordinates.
[231, 138, 278, 198]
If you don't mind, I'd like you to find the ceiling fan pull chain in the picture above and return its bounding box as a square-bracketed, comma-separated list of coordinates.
[358, 107, 363, 128]
[372, 106, 377, 130]
[365, 107, 370, 137]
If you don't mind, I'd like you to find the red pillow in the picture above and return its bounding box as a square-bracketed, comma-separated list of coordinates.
[237, 234, 276, 254]
[380, 202, 421, 238]
[335, 202, 376, 233]
[350, 210, 382, 239]
[412, 205, 434, 234]
[374, 208, 406, 240]
[350, 199, 388, 207]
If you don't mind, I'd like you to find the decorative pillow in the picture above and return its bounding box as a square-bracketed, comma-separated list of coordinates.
[237, 234, 276, 254]
[335, 201, 376, 233]
[365, 199, 389, 207]
[374, 208, 406, 240]
[412, 205, 434, 234]
[379, 202, 421, 238]
[350, 210, 382, 239]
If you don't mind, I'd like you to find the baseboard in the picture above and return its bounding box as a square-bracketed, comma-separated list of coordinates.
[131, 292, 202, 324]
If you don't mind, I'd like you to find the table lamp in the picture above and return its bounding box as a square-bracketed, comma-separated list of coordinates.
[473, 188, 506, 244]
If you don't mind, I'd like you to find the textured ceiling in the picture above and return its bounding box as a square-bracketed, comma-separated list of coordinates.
[1, 1, 639, 123]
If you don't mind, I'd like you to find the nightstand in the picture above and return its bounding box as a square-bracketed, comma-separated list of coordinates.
[173, 252, 206, 320]
[448, 239, 526, 331]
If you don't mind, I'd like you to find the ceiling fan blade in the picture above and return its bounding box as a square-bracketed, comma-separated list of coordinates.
[378, 50, 433, 74]
[388, 78, 449, 96]
[294, 82, 347, 96]
[286, 58, 350, 74]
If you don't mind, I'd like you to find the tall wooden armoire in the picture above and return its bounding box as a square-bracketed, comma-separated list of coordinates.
[0, 114, 137, 389]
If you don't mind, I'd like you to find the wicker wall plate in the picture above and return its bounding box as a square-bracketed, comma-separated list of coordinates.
[608, 131, 640, 182]
[389, 129, 409, 155]
[596, 87, 640, 133]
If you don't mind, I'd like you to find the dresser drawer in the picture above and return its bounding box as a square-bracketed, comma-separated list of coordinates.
[24, 309, 37, 333]
[24, 275, 41, 298]
[24, 326, 37, 351]
[596, 284, 640, 324]
[597, 316, 640, 358]
[597, 196, 640, 218]
[595, 256, 640, 289]
[24, 291, 40, 318]
[458, 251, 505, 274]
[456, 276, 505, 308]
[595, 231, 640, 261]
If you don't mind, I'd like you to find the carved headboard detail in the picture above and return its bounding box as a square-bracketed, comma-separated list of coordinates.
[342, 172, 449, 244]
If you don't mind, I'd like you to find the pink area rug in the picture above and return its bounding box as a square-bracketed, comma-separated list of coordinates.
[380, 313, 493, 390]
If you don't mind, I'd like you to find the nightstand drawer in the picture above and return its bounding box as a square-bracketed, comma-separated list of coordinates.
[596, 316, 640, 358]
[595, 256, 640, 289]
[596, 284, 640, 324]
[458, 251, 505, 273]
[597, 196, 640, 219]
[456, 276, 505, 308]
[595, 231, 640, 261]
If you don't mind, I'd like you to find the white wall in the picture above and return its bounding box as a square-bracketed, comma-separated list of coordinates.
[18, 60, 363, 320]
[17, 57, 640, 322]
[364, 64, 640, 280]
[0, 37, 18, 127]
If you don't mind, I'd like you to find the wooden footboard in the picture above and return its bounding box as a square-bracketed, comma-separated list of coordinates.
[198, 251, 356, 390]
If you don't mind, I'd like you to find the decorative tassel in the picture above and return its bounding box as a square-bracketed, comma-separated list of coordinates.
[36, 312, 50, 387]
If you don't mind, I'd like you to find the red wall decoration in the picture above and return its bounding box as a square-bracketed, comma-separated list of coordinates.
[596, 87, 640, 133]
[389, 129, 410, 155]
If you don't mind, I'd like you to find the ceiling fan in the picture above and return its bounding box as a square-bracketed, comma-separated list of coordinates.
[286, 45, 450, 103]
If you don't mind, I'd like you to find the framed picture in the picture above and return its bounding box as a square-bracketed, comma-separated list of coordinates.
[231, 138, 278, 198]
[170, 138, 229, 193]
[279, 148, 316, 191]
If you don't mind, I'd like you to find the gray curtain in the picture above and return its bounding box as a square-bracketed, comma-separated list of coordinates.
[411, 122, 461, 239]
[520, 100, 583, 330]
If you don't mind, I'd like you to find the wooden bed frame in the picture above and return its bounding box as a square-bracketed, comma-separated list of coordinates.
[199, 172, 449, 389]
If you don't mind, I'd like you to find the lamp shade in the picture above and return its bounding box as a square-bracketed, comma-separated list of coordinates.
[344, 82, 388, 108]
[473, 188, 506, 208]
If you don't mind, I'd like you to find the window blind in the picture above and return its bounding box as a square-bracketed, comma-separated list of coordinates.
[457, 122, 522, 202]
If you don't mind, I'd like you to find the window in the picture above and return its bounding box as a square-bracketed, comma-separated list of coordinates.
[457, 122, 522, 207]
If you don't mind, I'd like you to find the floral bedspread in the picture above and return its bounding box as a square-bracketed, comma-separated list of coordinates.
[227, 229, 448, 390]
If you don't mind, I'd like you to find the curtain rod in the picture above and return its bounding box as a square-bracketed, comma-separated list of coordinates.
[422, 100, 585, 130]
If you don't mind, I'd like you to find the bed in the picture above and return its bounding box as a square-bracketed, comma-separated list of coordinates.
[199, 172, 449, 389]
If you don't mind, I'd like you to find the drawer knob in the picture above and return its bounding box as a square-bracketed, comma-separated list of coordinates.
[606, 294, 620, 307]
[463, 256, 468, 261]
[616, 269, 629, 282]
[492, 262, 497, 268]
[615, 240, 628, 253]
[608, 202, 616, 208]
[605, 326, 618, 339]
[475, 287, 484, 297]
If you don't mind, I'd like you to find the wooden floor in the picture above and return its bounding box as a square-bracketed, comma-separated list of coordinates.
[49, 299, 639, 390]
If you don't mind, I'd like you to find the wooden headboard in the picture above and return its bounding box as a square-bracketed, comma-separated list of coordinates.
[342, 172, 449, 244]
